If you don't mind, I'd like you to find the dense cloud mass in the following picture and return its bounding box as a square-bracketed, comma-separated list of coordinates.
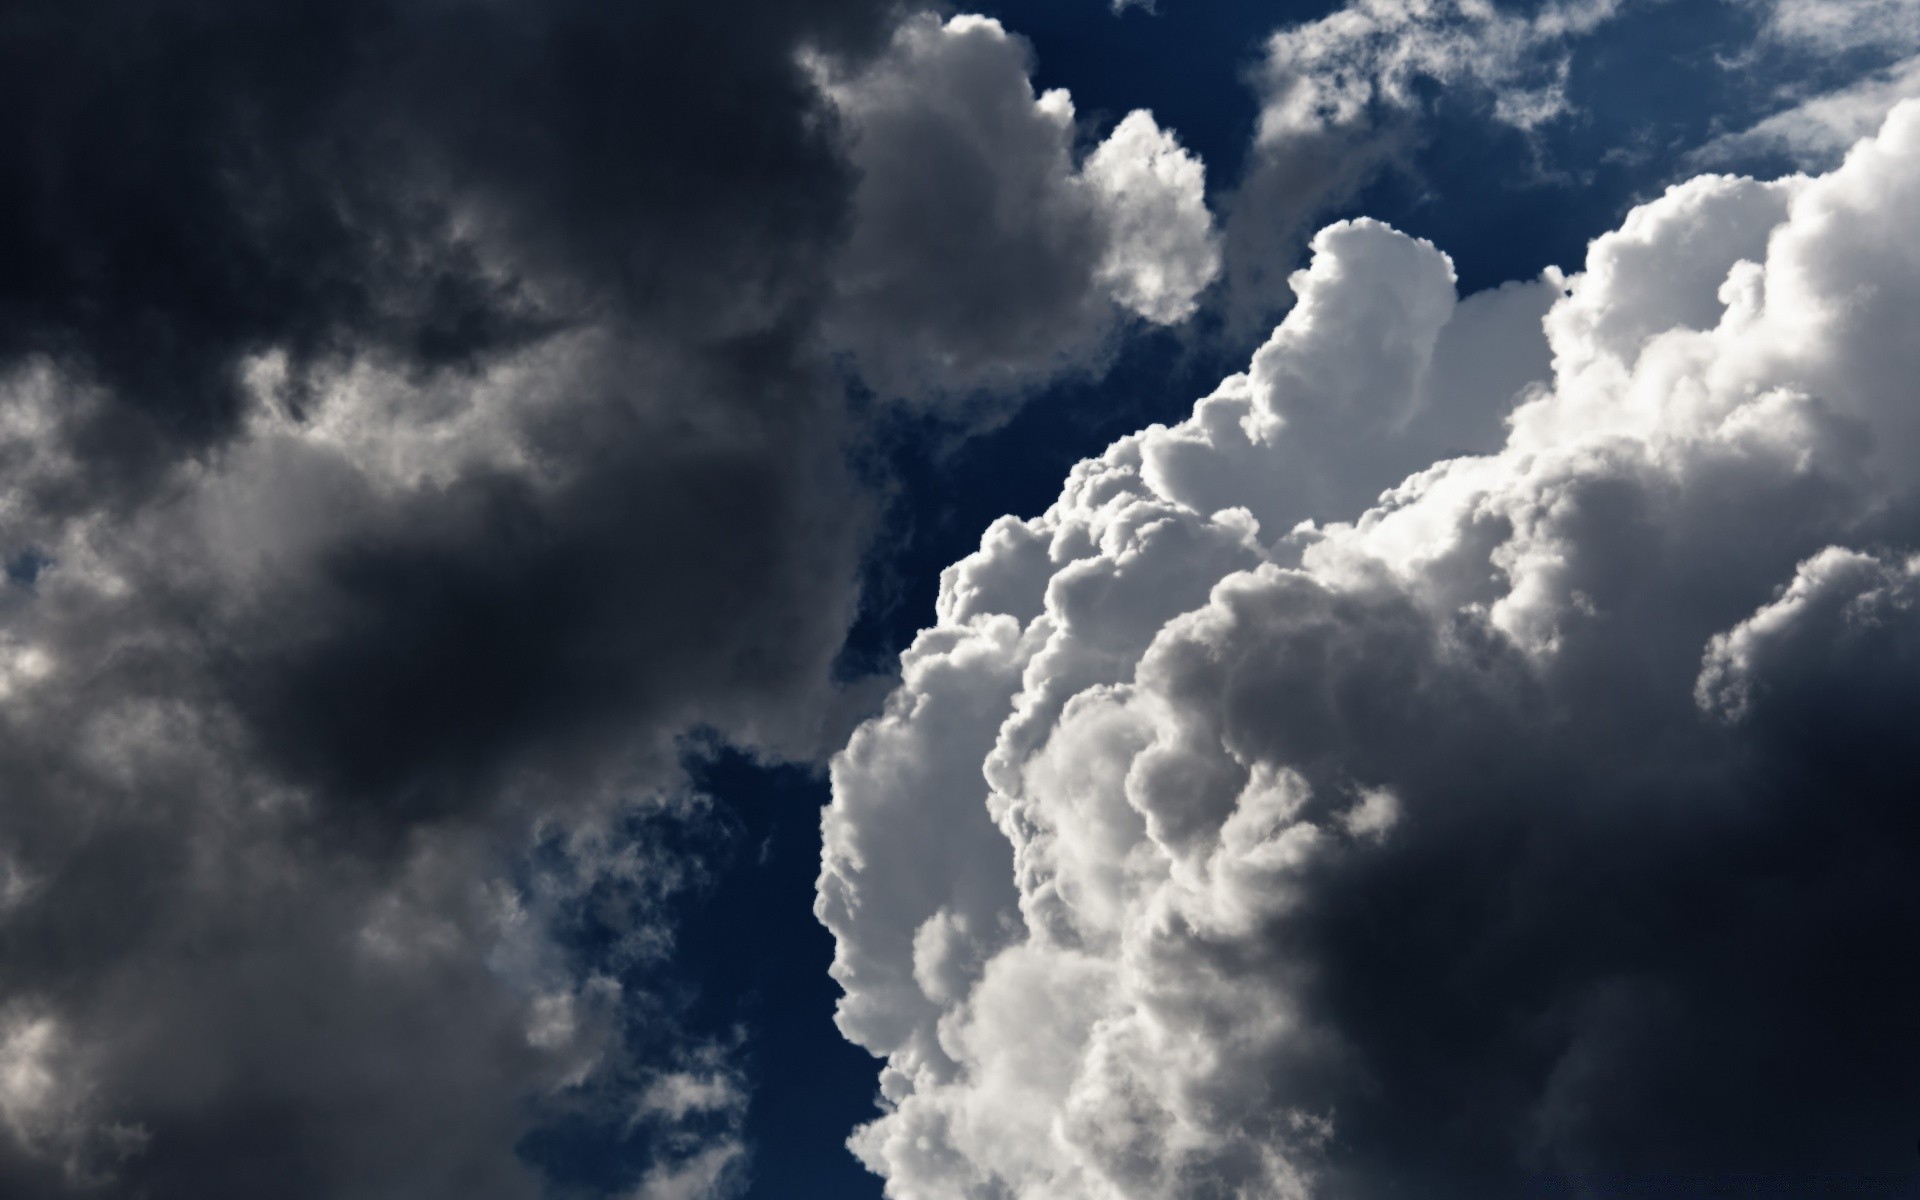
[820, 101, 1920, 1198]
[0, 0, 897, 1193]
[0, 1, 1222, 1197]
[818, 14, 1219, 400]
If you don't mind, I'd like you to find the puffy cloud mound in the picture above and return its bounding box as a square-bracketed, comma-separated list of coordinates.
[819, 101, 1920, 1198]
[817, 14, 1220, 399]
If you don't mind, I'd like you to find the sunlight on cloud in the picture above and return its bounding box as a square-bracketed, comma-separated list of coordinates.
[822, 100, 1920, 1198]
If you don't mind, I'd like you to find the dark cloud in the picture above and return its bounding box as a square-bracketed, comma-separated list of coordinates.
[0, 0, 1240, 1185]
[0, 0, 923, 1195]
[0, 0, 893, 489]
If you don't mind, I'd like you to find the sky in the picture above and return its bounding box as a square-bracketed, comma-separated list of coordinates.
[3, 1, 1920, 1198]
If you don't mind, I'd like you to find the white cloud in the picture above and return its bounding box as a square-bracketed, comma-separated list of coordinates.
[1085, 111, 1222, 325]
[821, 100, 1920, 1198]
[814, 14, 1219, 400]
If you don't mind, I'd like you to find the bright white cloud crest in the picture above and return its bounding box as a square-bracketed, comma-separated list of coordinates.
[820, 102, 1920, 1197]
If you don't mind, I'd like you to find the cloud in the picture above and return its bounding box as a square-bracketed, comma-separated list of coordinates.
[0, 0, 1087, 1195]
[1083, 111, 1223, 327]
[1695, 546, 1920, 722]
[0, 0, 1234, 1189]
[1256, 0, 1622, 142]
[821, 101, 1920, 1198]
[1224, 0, 1624, 322]
[1692, 1, 1920, 170]
[816, 14, 1219, 401]
[1694, 53, 1920, 168]
[1752, 0, 1920, 53]
[625, 1045, 753, 1200]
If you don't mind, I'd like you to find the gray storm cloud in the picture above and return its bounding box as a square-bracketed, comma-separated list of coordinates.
[820, 102, 1920, 1198]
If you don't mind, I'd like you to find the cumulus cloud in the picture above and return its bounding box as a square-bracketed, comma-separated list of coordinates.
[1226, 0, 1622, 322]
[816, 14, 1220, 400]
[821, 101, 1920, 1198]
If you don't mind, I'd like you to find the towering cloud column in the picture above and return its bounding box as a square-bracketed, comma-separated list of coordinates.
[821, 102, 1920, 1199]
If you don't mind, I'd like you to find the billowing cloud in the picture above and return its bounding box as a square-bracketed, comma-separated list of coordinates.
[821, 100, 1920, 1198]
[817, 14, 1220, 400]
